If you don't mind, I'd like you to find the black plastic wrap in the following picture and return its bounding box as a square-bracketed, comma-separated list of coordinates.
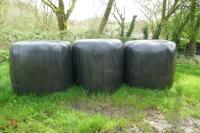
[125, 40, 176, 89]
[9, 41, 73, 94]
[73, 39, 124, 91]
[196, 44, 200, 55]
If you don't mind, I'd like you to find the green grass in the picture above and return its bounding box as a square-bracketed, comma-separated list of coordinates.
[0, 58, 200, 132]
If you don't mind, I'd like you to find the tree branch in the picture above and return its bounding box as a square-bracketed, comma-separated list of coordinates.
[113, 13, 121, 25]
[59, 0, 64, 9]
[162, 0, 167, 20]
[65, 0, 77, 20]
[41, 0, 57, 13]
[165, 0, 180, 20]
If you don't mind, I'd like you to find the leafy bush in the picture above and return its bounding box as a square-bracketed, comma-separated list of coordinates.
[142, 26, 149, 39]
[0, 27, 75, 49]
[0, 50, 8, 63]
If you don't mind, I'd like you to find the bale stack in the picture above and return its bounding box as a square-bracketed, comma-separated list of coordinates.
[9, 39, 177, 95]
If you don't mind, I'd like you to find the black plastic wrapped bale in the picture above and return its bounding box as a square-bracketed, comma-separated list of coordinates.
[9, 41, 73, 94]
[73, 39, 124, 91]
[125, 40, 176, 89]
[196, 44, 200, 55]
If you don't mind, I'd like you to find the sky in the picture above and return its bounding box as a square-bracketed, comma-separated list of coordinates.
[69, 0, 144, 21]
[25, 0, 145, 22]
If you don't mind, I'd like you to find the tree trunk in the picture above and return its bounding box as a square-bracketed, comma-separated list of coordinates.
[42, 0, 77, 31]
[161, 0, 167, 20]
[188, 15, 200, 56]
[152, 0, 180, 39]
[188, 0, 198, 56]
[56, 13, 67, 31]
[98, 0, 114, 33]
[120, 21, 125, 37]
[152, 0, 166, 39]
[188, 41, 196, 56]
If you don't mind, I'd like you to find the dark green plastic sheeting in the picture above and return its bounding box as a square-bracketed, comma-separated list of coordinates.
[196, 44, 200, 55]
[72, 39, 124, 91]
[9, 41, 73, 94]
[125, 40, 176, 89]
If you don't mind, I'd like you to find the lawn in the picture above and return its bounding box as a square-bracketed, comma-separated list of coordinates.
[0, 57, 200, 132]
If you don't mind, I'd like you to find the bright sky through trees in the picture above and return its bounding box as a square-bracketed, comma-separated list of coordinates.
[23, 0, 144, 21]
[70, 0, 144, 21]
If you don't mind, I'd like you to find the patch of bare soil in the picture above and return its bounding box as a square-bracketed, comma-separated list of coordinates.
[69, 100, 132, 117]
[144, 107, 172, 132]
[179, 118, 200, 133]
[70, 102, 200, 133]
[143, 108, 200, 133]
[195, 56, 200, 64]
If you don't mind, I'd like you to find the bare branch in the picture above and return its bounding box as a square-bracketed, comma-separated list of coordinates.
[65, 0, 77, 20]
[112, 0, 125, 24]
[113, 13, 121, 25]
[41, 0, 57, 13]
[162, 0, 167, 20]
[112, 1, 121, 25]
[165, 0, 180, 19]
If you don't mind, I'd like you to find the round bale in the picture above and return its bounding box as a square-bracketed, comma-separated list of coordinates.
[73, 39, 124, 91]
[125, 40, 176, 89]
[9, 41, 73, 94]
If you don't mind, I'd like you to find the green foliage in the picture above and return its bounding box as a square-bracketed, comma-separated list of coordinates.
[0, 27, 77, 52]
[142, 26, 149, 39]
[180, 32, 190, 46]
[0, 50, 8, 63]
[0, 62, 14, 103]
[126, 15, 137, 38]
[79, 30, 109, 39]
[0, 26, 121, 53]
[0, 0, 6, 25]
[161, 0, 200, 56]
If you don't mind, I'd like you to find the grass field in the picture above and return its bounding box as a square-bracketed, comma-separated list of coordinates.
[0, 57, 200, 132]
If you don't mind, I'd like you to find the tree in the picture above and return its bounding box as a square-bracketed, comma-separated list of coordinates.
[152, 0, 181, 39]
[41, 0, 77, 31]
[138, 0, 181, 39]
[170, 1, 190, 47]
[112, 1, 137, 39]
[126, 16, 137, 38]
[112, 1, 125, 37]
[171, 13, 190, 48]
[30, 0, 54, 31]
[188, 0, 200, 56]
[98, 0, 114, 33]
